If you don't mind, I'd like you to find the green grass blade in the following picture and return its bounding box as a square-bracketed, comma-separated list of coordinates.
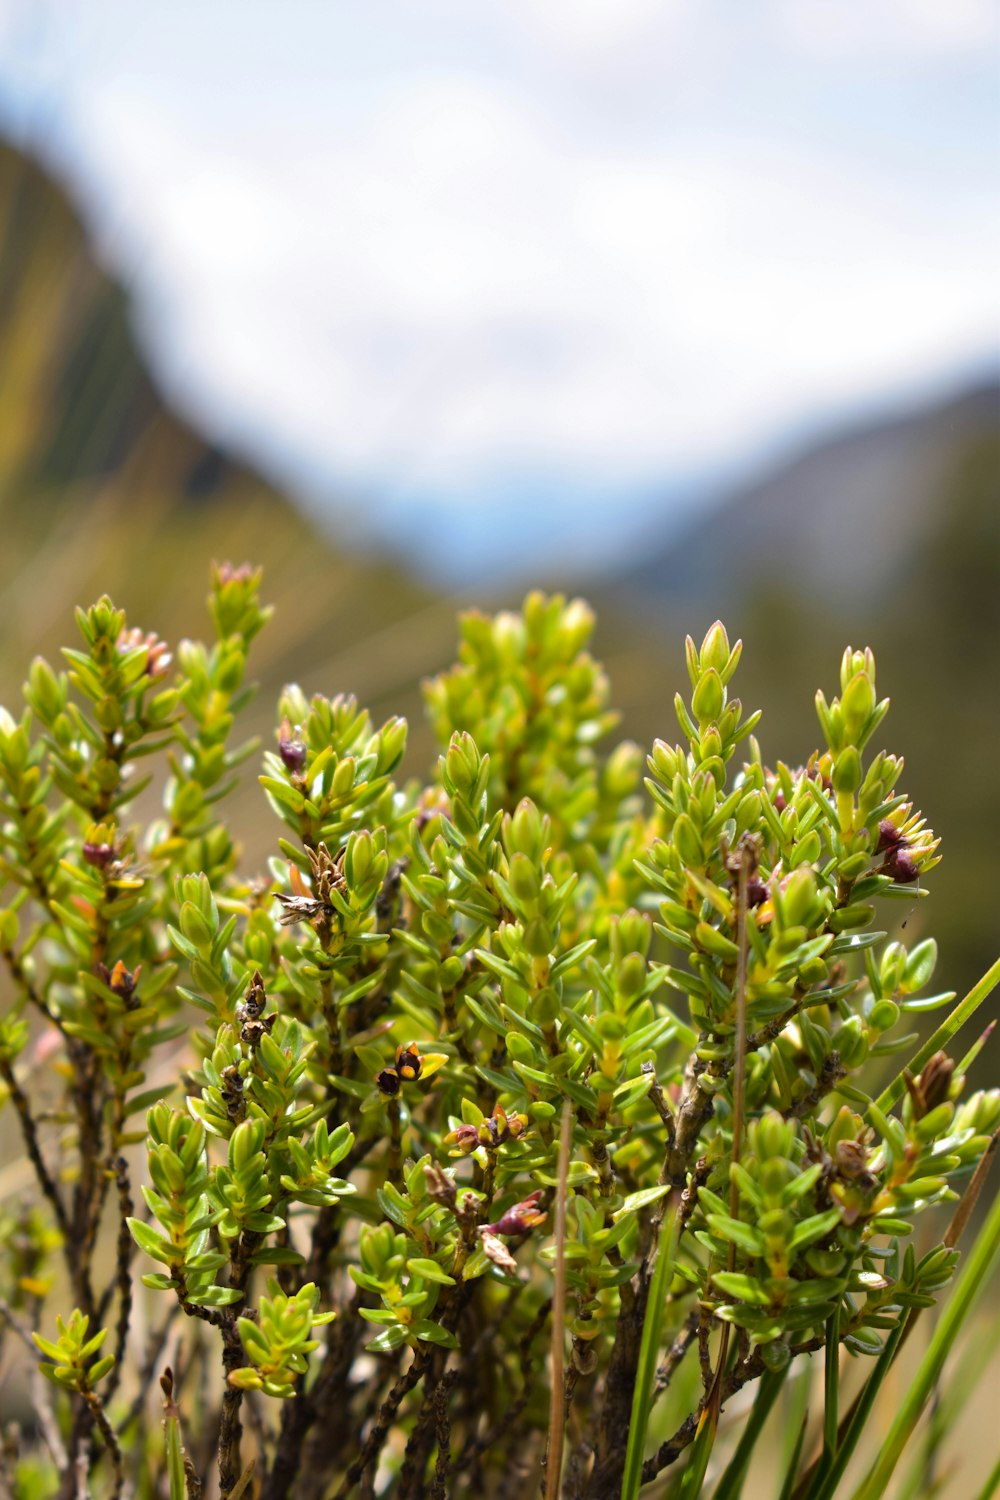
[973, 1449, 1000, 1500]
[712, 1366, 787, 1500]
[818, 1305, 840, 1482]
[166, 1410, 187, 1500]
[777, 1408, 810, 1500]
[870, 956, 1000, 1117]
[804, 1315, 909, 1500]
[848, 1185, 1000, 1500]
[679, 1399, 721, 1498]
[622, 1197, 682, 1500]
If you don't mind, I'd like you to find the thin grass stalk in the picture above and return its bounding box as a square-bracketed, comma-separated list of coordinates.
[621, 1197, 682, 1500]
[678, 1397, 720, 1497]
[973, 1449, 1000, 1500]
[818, 1305, 840, 1483]
[848, 1184, 1000, 1500]
[802, 1315, 909, 1500]
[777, 1409, 810, 1500]
[710, 1366, 787, 1500]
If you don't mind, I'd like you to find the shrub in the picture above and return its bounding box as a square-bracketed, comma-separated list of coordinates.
[0, 570, 997, 1500]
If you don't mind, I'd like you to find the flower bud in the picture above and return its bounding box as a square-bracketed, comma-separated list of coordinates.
[482, 1191, 547, 1238]
[277, 719, 306, 773]
[508, 853, 541, 906]
[832, 747, 862, 795]
[692, 668, 724, 726]
[914, 1053, 955, 1117]
[699, 621, 731, 677]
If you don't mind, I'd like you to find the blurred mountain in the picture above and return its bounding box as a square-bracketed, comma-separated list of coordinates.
[0, 142, 468, 845]
[592, 376, 1000, 1012]
[612, 379, 999, 610]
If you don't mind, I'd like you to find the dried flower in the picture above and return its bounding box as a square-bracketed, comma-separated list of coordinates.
[905, 1052, 956, 1119]
[423, 1163, 457, 1210]
[95, 960, 141, 1007]
[481, 1191, 547, 1238]
[394, 1045, 422, 1083]
[219, 1064, 247, 1121]
[375, 1067, 401, 1098]
[444, 1123, 481, 1156]
[479, 1232, 518, 1273]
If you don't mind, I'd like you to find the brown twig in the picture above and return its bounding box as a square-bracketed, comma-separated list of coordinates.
[641, 1334, 825, 1483]
[217, 1229, 262, 1497]
[118, 1307, 180, 1436]
[81, 1387, 124, 1500]
[0, 1055, 70, 1238]
[100, 1157, 134, 1403]
[453, 1298, 552, 1474]
[652, 1309, 699, 1400]
[333, 1351, 431, 1499]
[429, 1373, 456, 1500]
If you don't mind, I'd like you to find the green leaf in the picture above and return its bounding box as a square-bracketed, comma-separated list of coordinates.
[412, 1319, 459, 1348]
[407, 1258, 456, 1285]
[127, 1218, 177, 1267]
[789, 1210, 841, 1253]
[706, 1214, 766, 1257]
[376, 1186, 411, 1228]
[613, 1184, 671, 1220]
[365, 1325, 409, 1354]
[188, 1286, 243, 1308]
[712, 1273, 772, 1306]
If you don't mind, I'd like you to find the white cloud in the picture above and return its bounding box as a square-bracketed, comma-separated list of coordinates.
[771, 0, 996, 59]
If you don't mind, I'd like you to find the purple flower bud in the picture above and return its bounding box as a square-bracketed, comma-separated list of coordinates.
[876, 819, 905, 853]
[885, 847, 919, 884]
[279, 736, 307, 773]
[83, 841, 115, 868]
[746, 875, 769, 908]
[482, 1190, 547, 1238]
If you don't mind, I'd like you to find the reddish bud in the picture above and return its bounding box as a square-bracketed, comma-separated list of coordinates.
[876, 819, 905, 853]
[884, 847, 919, 884]
[83, 841, 115, 869]
[482, 1190, 547, 1238]
[278, 718, 307, 773]
[746, 875, 770, 908]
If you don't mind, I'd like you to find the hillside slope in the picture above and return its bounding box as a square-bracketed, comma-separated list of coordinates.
[617, 378, 998, 611]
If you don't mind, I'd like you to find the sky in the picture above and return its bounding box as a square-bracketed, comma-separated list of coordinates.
[0, 0, 997, 578]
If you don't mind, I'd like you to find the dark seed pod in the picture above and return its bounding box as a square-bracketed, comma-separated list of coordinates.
[375, 1067, 401, 1097]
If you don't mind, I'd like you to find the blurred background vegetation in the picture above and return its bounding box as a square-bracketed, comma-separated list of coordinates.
[1, 138, 996, 1030]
